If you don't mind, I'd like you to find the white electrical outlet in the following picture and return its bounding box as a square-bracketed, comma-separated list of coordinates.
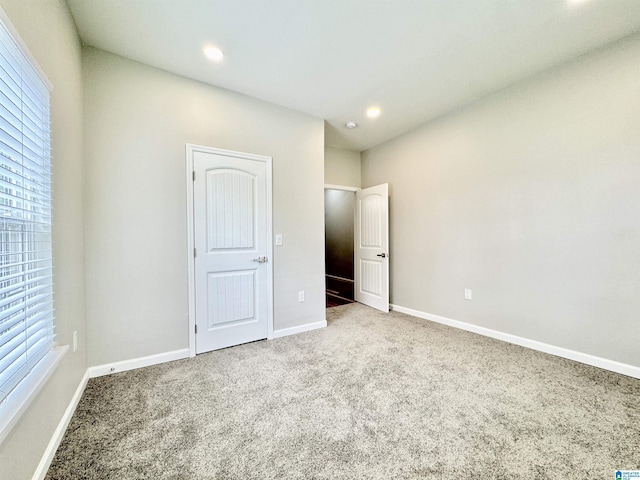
[298, 291, 305, 302]
[275, 234, 283, 246]
[464, 289, 472, 300]
[73, 330, 78, 352]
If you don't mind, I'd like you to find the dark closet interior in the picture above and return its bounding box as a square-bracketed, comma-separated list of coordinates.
[324, 189, 355, 307]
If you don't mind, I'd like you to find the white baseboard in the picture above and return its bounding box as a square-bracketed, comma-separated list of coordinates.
[87, 348, 190, 378]
[32, 348, 190, 479]
[271, 320, 327, 339]
[32, 370, 89, 480]
[391, 304, 640, 380]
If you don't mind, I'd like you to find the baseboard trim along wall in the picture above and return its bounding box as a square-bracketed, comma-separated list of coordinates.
[34, 326, 343, 479]
[87, 348, 191, 378]
[271, 320, 327, 339]
[32, 370, 90, 480]
[390, 304, 640, 380]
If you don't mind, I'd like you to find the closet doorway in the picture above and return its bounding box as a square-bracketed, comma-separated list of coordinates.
[324, 186, 357, 307]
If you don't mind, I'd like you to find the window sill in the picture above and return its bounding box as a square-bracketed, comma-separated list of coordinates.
[0, 345, 68, 445]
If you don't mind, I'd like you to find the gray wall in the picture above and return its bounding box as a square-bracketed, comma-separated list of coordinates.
[83, 48, 326, 366]
[0, 1, 87, 478]
[325, 145, 361, 188]
[362, 33, 640, 368]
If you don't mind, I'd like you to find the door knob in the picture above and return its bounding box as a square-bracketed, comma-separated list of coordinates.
[376, 253, 387, 258]
[253, 256, 268, 263]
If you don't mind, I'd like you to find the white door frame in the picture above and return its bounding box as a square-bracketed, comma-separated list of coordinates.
[324, 184, 360, 193]
[324, 184, 360, 306]
[355, 183, 389, 312]
[186, 144, 274, 357]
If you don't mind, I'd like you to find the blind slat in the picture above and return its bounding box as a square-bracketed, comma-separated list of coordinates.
[0, 353, 28, 398]
[0, 308, 50, 344]
[0, 320, 23, 356]
[0, 13, 53, 406]
[0, 318, 53, 365]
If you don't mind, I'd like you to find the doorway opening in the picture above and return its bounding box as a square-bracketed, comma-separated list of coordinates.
[324, 183, 389, 312]
[324, 187, 356, 307]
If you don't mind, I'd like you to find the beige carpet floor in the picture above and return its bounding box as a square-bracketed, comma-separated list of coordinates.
[46, 303, 640, 479]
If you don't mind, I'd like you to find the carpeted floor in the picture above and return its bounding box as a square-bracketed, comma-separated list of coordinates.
[46, 304, 640, 479]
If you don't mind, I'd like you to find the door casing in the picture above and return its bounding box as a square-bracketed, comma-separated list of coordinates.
[355, 183, 389, 312]
[323, 183, 390, 312]
[186, 144, 274, 357]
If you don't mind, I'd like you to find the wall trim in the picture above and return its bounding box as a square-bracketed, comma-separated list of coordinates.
[33, 348, 189, 478]
[0, 6, 52, 91]
[32, 369, 89, 480]
[271, 320, 327, 339]
[30, 307, 639, 479]
[87, 349, 190, 378]
[324, 183, 360, 192]
[185, 144, 274, 356]
[0, 346, 67, 446]
[391, 304, 640, 380]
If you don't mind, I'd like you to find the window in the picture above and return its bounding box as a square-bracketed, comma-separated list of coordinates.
[0, 10, 61, 442]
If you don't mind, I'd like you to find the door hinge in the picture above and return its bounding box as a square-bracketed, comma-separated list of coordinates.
[192, 171, 195, 181]
[195, 324, 198, 334]
[193, 247, 196, 257]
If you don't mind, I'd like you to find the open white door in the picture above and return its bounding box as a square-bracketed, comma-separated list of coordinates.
[355, 183, 389, 312]
[191, 146, 272, 353]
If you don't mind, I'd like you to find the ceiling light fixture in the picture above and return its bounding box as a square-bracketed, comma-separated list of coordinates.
[367, 106, 381, 118]
[204, 46, 224, 62]
[345, 122, 358, 129]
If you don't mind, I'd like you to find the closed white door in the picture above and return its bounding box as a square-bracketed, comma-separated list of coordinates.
[192, 148, 272, 353]
[355, 184, 389, 312]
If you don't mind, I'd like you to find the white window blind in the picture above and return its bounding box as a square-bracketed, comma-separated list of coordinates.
[0, 15, 53, 406]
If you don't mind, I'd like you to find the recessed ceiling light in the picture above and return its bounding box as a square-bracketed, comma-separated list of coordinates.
[345, 122, 358, 129]
[367, 106, 381, 118]
[204, 46, 224, 62]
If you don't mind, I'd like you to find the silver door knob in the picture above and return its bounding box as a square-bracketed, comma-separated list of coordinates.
[253, 256, 268, 263]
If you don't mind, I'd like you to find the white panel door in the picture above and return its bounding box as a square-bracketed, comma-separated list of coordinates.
[193, 149, 271, 353]
[355, 184, 389, 312]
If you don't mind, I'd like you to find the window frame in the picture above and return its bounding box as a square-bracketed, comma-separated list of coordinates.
[0, 7, 66, 445]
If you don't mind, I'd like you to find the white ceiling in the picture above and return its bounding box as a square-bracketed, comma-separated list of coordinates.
[67, 0, 640, 152]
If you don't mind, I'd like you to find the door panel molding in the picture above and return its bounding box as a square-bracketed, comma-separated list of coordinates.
[186, 144, 273, 357]
[355, 183, 389, 312]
